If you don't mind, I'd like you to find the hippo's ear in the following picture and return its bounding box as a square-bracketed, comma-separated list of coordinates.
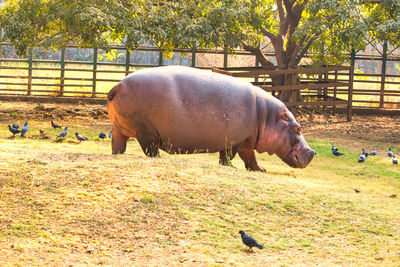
[277, 109, 290, 129]
[279, 109, 290, 121]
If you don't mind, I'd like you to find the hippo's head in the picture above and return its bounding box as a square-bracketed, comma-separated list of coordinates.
[256, 106, 314, 168]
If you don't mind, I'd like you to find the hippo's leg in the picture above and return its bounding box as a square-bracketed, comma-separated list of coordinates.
[238, 148, 266, 172]
[136, 125, 160, 157]
[112, 128, 129, 154]
[137, 136, 160, 157]
[219, 144, 240, 166]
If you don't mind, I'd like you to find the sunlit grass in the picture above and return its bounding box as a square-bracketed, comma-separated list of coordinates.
[0, 118, 399, 265]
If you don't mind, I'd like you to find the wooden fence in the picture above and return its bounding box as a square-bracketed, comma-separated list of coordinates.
[0, 42, 399, 115]
[0, 43, 256, 98]
[213, 66, 354, 121]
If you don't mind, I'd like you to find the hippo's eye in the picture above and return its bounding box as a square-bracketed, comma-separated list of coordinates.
[293, 125, 301, 134]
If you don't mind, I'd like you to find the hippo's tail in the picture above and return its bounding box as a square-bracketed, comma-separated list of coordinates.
[107, 84, 120, 101]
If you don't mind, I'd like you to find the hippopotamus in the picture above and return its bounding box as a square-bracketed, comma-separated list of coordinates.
[107, 66, 314, 171]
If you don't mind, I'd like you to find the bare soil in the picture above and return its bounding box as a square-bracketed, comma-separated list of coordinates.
[293, 108, 400, 153]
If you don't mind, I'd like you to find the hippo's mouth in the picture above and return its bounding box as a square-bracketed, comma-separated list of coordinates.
[283, 148, 313, 168]
[294, 153, 301, 166]
[287, 149, 302, 168]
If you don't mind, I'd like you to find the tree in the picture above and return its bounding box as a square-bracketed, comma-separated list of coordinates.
[1, 0, 399, 101]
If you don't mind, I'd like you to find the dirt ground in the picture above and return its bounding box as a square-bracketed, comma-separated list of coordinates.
[1, 100, 399, 146]
[1, 100, 400, 266]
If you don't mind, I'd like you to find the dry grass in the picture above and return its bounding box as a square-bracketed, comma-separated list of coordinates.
[0, 103, 399, 266]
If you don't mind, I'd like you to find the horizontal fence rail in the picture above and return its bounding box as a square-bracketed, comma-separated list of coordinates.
[213, 66, 354, 121]
[1, 42, 399, 114]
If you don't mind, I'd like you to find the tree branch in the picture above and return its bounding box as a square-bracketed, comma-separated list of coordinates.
[276, 0, 285, 22]
[286, 35, 306, 67]
[278, 0, 290, 36]
[242, 43, 275, 68]
[283, 0, 294, 15]
[294, 36, 316, 66]
[274, 34, 287, 68]
[260, 26, 277, 42]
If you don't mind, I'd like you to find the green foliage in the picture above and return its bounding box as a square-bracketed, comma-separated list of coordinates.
[1, 0, 399, 64]
[364, 0, 400, 46]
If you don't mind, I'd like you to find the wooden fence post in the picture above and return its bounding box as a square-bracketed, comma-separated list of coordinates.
[0, 29, 3, 66]
[350, 48, 356, 67]
[348, 67, 354, 122]
[379, 40, 387, 108]
[323, 70, 328, 111]
[27, 48, 33, 96]
[223, 49, 228, 68]
[60, 47, 65, 96]
[191, 44, 196, 67]
[255, 44, 260, 84]
[92, 47, 98, 97]
[332, 70, 338, 115]
[125, 48, 131, 76]
[158, 49, 163, 66]
[347, 48, 356, 121]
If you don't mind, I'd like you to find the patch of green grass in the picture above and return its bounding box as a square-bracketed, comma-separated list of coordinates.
[0, 119, 399, 265]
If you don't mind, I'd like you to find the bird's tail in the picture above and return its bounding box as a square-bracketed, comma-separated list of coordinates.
[256, 243, 264, 249]
[108, 84, 120, 101]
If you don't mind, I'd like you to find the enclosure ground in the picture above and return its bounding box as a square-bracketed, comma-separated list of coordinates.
[0, 101, 399, 266]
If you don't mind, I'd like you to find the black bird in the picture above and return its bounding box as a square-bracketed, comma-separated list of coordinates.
[388, 148, 393, 158]
[8, 125, 21, 135]
[369, 149, 377, 156]
[75, 132, 88, 141]
[57, 127, 68, 138]
[332, 145, 344, 156]
[393, 155, 398, 165]
[239, 230, 263, 250]
[358, 154, 366, 163]
[362, 149, 369, 157]
[108, 130, 112, 138]
[12, 123, 19, 129]
[99, 132, 106, 139]
[51, 120, 62, 129]
[20, 121, 28, 137]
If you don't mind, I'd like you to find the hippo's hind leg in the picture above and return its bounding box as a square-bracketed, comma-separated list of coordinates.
[112, 128, 129, 154]
[219, 144, 240, 167]
[137, 136, 160, 157]
[136, 125, 160, 157]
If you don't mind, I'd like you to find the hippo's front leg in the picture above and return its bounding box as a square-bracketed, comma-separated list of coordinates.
[238, 150, 265, 172]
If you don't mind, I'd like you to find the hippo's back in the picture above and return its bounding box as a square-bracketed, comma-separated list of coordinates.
[109, 66, 259, 153]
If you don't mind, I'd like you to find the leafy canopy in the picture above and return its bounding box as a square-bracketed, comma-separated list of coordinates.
[1, 0, 399, 65]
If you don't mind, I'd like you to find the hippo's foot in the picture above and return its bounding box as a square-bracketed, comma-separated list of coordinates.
[246, 164, 266, 172]
[112, 129, 129, 154]
[219, 155, 233, 167]
[219, 145, 240, 167]
[238, 150, 266, 172]
[138, 138, 160, 157]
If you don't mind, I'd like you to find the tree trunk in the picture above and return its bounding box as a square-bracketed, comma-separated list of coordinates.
[276, 74, 302, 102]
[248, 39, 302, 102]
